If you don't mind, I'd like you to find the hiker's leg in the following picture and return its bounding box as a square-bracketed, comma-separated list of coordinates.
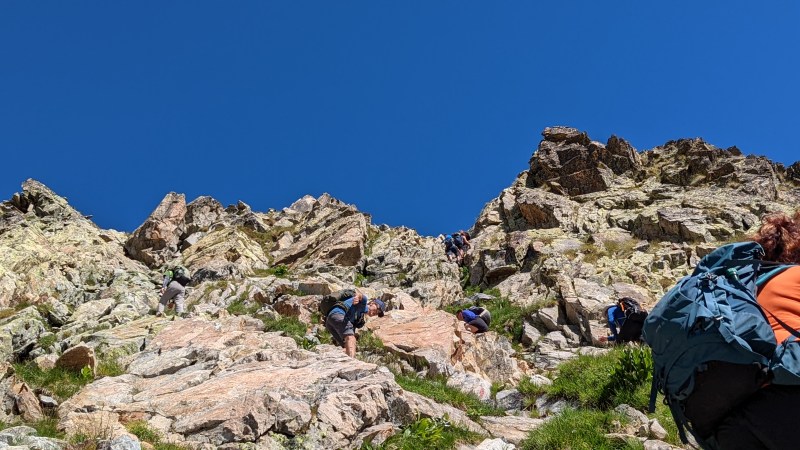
[343, 321, 356, 357]
[344, 336, 356, 358]
[171, 282, 186, 314]
[325, 313, 346, 347]
[157, 288, 175, 314]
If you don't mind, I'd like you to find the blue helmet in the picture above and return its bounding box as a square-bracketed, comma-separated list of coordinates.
[446, 234, 452, 239]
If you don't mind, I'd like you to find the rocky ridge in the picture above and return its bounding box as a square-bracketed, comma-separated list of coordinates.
[0, 126, 797, 449]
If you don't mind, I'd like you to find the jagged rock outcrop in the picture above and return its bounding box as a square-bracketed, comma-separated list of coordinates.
[469, 126, 800, 353]
[59, 316, 485, 449]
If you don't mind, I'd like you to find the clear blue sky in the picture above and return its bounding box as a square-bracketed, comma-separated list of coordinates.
[2, 2, 798, 237]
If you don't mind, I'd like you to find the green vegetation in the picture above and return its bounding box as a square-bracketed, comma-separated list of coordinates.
[261, 315, 317, 348]
[521, 408, 642, 450]
[37, 333, 57, 349]
[355, 272, 367, 287]
[13, 362, 93, 400]
[32, 416, 63, 439]
[96, 352, 126, 378]
[393, 373, 504, 419]
[226, 296, 260, 316]
[361, 416, 484, 450]
[517, 345, 680, 446]
[126, 420, 188, 449]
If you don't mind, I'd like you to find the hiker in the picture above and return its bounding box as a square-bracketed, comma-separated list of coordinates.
[713, 211, 800, 449]
[443, 234, 459, 262]
[452, 231, 471, 265]
[324, 290, 386, 358]
[457, 306, 490, 334]
[599, 297, 646, 344]
[156, 265, 191, 318]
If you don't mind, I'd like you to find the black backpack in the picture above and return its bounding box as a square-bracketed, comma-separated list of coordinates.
[453, 233, 465, 248]
[468, 306, 491, 327]
[319, 288, 356, 317]
[170, 266, 192, 286]
[616, 297, 647, 343]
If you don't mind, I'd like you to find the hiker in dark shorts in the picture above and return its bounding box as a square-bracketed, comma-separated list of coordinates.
[457, 308, 489, 334]
[325, 290, 386, 357]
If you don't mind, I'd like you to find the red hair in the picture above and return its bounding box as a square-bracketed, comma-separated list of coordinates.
[750, 210, 800, 263]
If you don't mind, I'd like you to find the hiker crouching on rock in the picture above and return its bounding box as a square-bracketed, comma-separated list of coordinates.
[713, 210, 800, 449]
[325, 290, 386, 358]
[457, 308, 489, 334]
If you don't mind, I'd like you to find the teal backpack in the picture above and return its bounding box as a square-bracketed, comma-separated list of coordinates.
[642, 242, 798, 448]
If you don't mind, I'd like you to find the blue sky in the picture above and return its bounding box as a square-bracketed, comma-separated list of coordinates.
[2, 2, 798, 237]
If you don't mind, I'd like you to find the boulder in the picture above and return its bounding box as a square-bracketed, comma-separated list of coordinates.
[124, 192, 187, 268]
[56, 343, 96, 375]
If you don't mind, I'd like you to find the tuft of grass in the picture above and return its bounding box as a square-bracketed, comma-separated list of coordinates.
[521, 408, 642, 450]
[393, 373, 504, 419]
[126, 420, 189, 450]
[261, 315, 311, 348]
[227, 298, 259, 316]
[38, 334, 57, 349]
[96, 353, 125, 378]
[517, 375, 549, 410]
[362, 415, 483, 450]
[32, 416, 64, 439]
[13, 362, 93, 400]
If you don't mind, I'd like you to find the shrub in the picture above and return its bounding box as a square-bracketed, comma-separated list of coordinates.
[521, 408, 642, 450]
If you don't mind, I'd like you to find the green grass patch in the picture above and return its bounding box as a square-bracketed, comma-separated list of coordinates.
[126, 420, 189, 450]
[32, 416, 64, 439]
[96, 353, 125, 378]
[521, 408, 642, 450]
[394, 373, 504, 419]
[362, 416, 484, 450]
[260, 315, 315, 348]
[227, 297, 260, 316]
[13, 362, 93, 400]
[37, 334, 57, 349]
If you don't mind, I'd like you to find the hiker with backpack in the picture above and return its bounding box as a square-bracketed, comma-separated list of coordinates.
[643, 210, 800, 449]
[443, 234, 459, 263]
[598, 297, 647, 344]
[156, 265, 191, 318]
[322, 289, 386, 358]
[712, 211, 800, 449]
[453, 231, 471, 265]
[457, 306, 490, 334]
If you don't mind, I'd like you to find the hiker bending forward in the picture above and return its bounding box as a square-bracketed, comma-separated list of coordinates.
[157, 268, 188, 317]
[457, 309, 489, 334]
[325, 290, 386, 357]
[715, 210, 800, 449]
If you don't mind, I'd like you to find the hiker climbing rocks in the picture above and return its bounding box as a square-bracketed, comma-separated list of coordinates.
[321, 289, 386, 358]
[157, 265, 191, 318]
[443, 234, 459, 263]
[457, 306, 490, 334]
[599, 297, 646, 344]
[712, 210, 800, 449]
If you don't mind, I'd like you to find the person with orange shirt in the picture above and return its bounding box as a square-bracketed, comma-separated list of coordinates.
[715, 210, 800, 449]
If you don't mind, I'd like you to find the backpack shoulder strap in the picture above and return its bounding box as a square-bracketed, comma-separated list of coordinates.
[756, 264, 797, 287]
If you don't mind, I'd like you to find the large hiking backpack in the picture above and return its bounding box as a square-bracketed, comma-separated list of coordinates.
[169, 266, 192, 286]
[616, 297, 647, 343]
[468, 306, 491, 327]
[319, 288, 356, 317]
[642, 242, 798, 447]
[453, 233, 465, 248]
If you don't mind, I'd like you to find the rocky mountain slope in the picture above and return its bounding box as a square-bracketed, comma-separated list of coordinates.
[0, 126, 798, 449]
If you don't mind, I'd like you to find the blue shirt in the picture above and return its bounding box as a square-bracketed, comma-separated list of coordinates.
[606, 305, 626, 341]
[461, 309, 478, 322]
[330, 296, 369, 327]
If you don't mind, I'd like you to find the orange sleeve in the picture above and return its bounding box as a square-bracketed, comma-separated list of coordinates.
[757, 266, 800, 344]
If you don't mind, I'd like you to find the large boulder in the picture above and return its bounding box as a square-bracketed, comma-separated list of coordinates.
[125, 192, 187, 268]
